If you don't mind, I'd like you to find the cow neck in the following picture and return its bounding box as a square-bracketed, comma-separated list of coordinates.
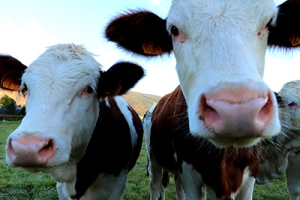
[74, 97, 134, 198]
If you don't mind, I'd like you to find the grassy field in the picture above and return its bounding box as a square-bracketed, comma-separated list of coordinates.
[0, 121, 289, 200]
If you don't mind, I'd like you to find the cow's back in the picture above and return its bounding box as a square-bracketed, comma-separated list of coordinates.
[74, 96, 143, 198]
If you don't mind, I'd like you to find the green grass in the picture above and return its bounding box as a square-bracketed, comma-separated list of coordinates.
[0, 121, 289, 199]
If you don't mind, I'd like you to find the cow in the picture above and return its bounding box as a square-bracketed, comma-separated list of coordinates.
[104, 0, 300, 147]
[104, 0, 300, 199]
[0, 43, 145, 199]
[257, 80, 300, 200]
[143, 86, 261, 199]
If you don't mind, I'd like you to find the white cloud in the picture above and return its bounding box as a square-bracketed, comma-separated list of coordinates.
[149, 0, 162, 5]
[144, 0, 171, 15]
[264, 50, 300, 92]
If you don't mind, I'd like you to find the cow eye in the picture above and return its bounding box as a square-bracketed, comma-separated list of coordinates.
[170, 25, 179, 36]
[288, 102, 298, 108]
[80, 85, 96, 97]
[20, 84, 28, 95]
[84, 85, 96, 94]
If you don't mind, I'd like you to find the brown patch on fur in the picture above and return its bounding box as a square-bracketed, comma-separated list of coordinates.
[142, 42, 163, 55]
[289, 32, 300, 47]
[217, 148, 259, 198]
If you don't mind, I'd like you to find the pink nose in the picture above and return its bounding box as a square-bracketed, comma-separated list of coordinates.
[7, 136, 55, 167]
[199, 89, 274, 138]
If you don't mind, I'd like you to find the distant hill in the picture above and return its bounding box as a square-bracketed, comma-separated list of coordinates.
[0, 89, 26, 106]
[123, 91, 161, 117]
[0, 89, 161, 117]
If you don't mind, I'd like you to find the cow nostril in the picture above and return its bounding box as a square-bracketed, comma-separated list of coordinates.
[38, 139, 54, 158]
[7, 138, 16, 159]
[199, 95, 222, 129]
[255, 94, 273, 128]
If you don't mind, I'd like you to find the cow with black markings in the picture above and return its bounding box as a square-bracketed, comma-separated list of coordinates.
[0, 43, 144, 200]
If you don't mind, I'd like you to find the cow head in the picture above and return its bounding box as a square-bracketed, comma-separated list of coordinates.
[278, 80, 300, 138]
[105, 0, 300, 147]
[0, 44, 144, 182]
[257, 80, 300, 184]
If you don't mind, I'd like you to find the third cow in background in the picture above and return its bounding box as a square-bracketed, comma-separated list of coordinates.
[257, 80, 300, 200]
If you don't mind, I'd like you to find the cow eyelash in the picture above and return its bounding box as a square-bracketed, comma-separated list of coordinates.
[20, 84, 28, 95]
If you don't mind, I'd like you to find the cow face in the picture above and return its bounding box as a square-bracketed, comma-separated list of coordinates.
[279, 80, 300, 130]
[105, 0, 300, 147]
[2, 44, 144, 182]
[167, 0, 280, 147]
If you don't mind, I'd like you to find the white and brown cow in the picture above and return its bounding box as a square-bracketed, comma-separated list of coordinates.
[0, 43, 144, 200]
[257, 80, 300, 200]
[144, 87, 260, 200]
[105, 0, 300, 199]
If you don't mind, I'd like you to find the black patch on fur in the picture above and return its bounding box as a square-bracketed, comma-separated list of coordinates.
[105, 10, 173, 57]
[268, 0, 300, 49]
[0, 55, 27, 90]
[72, 97, 143, 199]
[98, 62, 144, 97]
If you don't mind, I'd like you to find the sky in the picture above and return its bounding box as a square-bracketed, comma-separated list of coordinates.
[0, 0, 300, 97]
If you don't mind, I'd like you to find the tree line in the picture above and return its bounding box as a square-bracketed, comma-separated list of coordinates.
[0, 95, 26, 115]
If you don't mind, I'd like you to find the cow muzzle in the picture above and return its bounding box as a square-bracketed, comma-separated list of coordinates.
[7, 135, 55, 167]
[199, 88, 277, 146]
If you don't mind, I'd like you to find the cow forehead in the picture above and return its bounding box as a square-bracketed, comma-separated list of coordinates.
[168, 0, 277, 33]
[279, 80, 300, 98]
[28, 44, 101, 75]
[23, 44, 101, 90]
[170, 0, 276, 11]
[167, 0, 277, 97]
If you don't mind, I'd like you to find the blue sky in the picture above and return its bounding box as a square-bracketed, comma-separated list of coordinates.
[1, 0, 300, 96]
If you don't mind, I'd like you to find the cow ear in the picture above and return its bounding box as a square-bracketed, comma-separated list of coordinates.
[0, 55, 27, 91]
[105, 10, 173, 57]
[97, 62, 144, 97]
[268, 0, 300, 49]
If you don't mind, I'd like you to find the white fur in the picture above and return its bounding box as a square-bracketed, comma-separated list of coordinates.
[179, 161, 206, 200]
[57, 170, 128, 200]
[115, 96, 138, 148]
[167, 0, 280, 146]
[147, 150, 167, 200]
[144, 104, 156, 155]
[233, 168, 255, 200]
[144, 104, 166, 200]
